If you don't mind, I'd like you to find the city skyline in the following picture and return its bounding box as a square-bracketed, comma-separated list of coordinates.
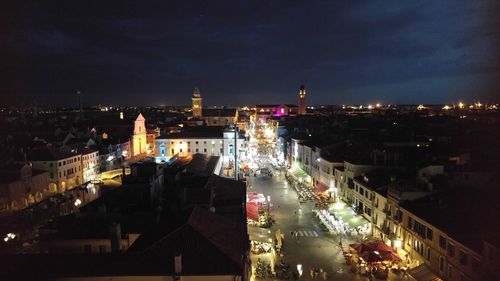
[1, 1, 500, 106]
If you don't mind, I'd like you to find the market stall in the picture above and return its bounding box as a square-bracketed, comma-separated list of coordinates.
[248, 226, 274, 255]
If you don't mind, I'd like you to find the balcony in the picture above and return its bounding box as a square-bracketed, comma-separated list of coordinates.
[381, 226, 397, 239]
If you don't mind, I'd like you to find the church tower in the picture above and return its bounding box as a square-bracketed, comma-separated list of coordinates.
[132, 113, 147, 157]
[298, 85, 306, 115]
[192, 87, 202, 118]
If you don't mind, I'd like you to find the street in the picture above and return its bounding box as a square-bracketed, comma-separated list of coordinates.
[248, 168, 406, 281]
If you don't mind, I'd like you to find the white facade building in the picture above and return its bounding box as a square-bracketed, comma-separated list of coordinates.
[30, 149, 83, 193]
[155, 127, 246, 161]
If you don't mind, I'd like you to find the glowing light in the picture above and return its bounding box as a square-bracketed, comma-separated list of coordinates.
[458, 102, 464, 109]
[376, 103, 382, 108]
[367, 104, 373, 110]
[442, 105, 451, 110]
[297, 264, 303, 276]
[74, 198, 82, 206]
[394, 240, 402, 248]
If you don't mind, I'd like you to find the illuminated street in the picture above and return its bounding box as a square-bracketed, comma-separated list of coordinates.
[248, 158, 407, 280]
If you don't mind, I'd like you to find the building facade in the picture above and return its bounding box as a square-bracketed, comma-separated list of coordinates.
[30, 149, 83, 193]
[0, 163, 49, 212]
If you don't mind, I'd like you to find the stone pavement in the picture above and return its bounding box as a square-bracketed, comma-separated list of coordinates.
[248, 169, 408, 281]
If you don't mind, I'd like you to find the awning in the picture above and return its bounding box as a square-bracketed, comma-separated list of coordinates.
[329, 202, 368, 228]
[289, 166, 308, 179]
[316, 182, 328, 192]
[246, 203, 260, 221]
[407, 264, 442, 281]
[248, 226, 273, 244]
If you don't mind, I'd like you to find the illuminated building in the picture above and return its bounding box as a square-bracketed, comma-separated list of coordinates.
[192, 87, 203, 118]
[254, 104, 298, 123]
[298, 84, 306, 115]
[29, 149, 83, 193]
[155, 127, 246, 159]
[131, 113, 147, 158]
[0, 163, 49, 212]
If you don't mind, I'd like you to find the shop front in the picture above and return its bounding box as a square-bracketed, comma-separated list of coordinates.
[248, 226, 274, 255]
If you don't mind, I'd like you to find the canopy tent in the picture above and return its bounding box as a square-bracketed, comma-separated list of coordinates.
[315, 182, 328, 192]
[349, 241, 402, 263]
[380, 251, 402, 262]
[329, 202, 369, 228]
[359, 250, 384, 263]
[248, 226, 273, 244]
[368, 241, 394, 253]
[246, 203, 260, 221]
[288, 165, 308, 179]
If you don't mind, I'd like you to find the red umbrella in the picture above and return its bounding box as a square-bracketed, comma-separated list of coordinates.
[359, 251, 384, 263]
[350, 243, 377, 254]
[366, 241, 394, 253]
[349, 243, 363, 253]
[380, 251, 402, 262]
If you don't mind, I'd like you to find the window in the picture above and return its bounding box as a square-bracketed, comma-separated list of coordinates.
[63, 161, 66, 165]
[439, 236, 447, 249]
[171, 141, 174, 145]
[58, 162, 61, 166]
[196, 148, 199, 152]
[413, 239, 424, 255]
[220, 148, 223, 153]
[427, 228, 433, 240]
[179, 149, 183, 153]
[204, 148, 207, 152]
[447, 243, 455, 257]
[439, 256, 445, 272]
[204, 141, 207, 144]
[171, 149, 174, 154]
[180, 141, 182, 144]
[447, 265, 453, 278]
[50, 163, 53, 167]
[50, 173, 53, 179]
[196, 141, 199, 145]
[188, 141, 190, 145]
[188, 149, 191, 152]
[408, 217, 414, 229]
[459, 250, 468, 266]
[426, 247, 431, 261]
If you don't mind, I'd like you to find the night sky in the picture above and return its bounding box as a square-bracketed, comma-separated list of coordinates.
[1, 0, 499, 106]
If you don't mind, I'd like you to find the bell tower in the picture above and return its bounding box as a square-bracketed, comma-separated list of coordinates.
[192, 87, 202, 118]
[298, 85, 306, 115]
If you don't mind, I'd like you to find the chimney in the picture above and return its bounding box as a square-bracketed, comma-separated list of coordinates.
[109, 222, 121, 253]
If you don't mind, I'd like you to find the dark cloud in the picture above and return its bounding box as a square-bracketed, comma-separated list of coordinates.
[0, 0, 499, 106]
